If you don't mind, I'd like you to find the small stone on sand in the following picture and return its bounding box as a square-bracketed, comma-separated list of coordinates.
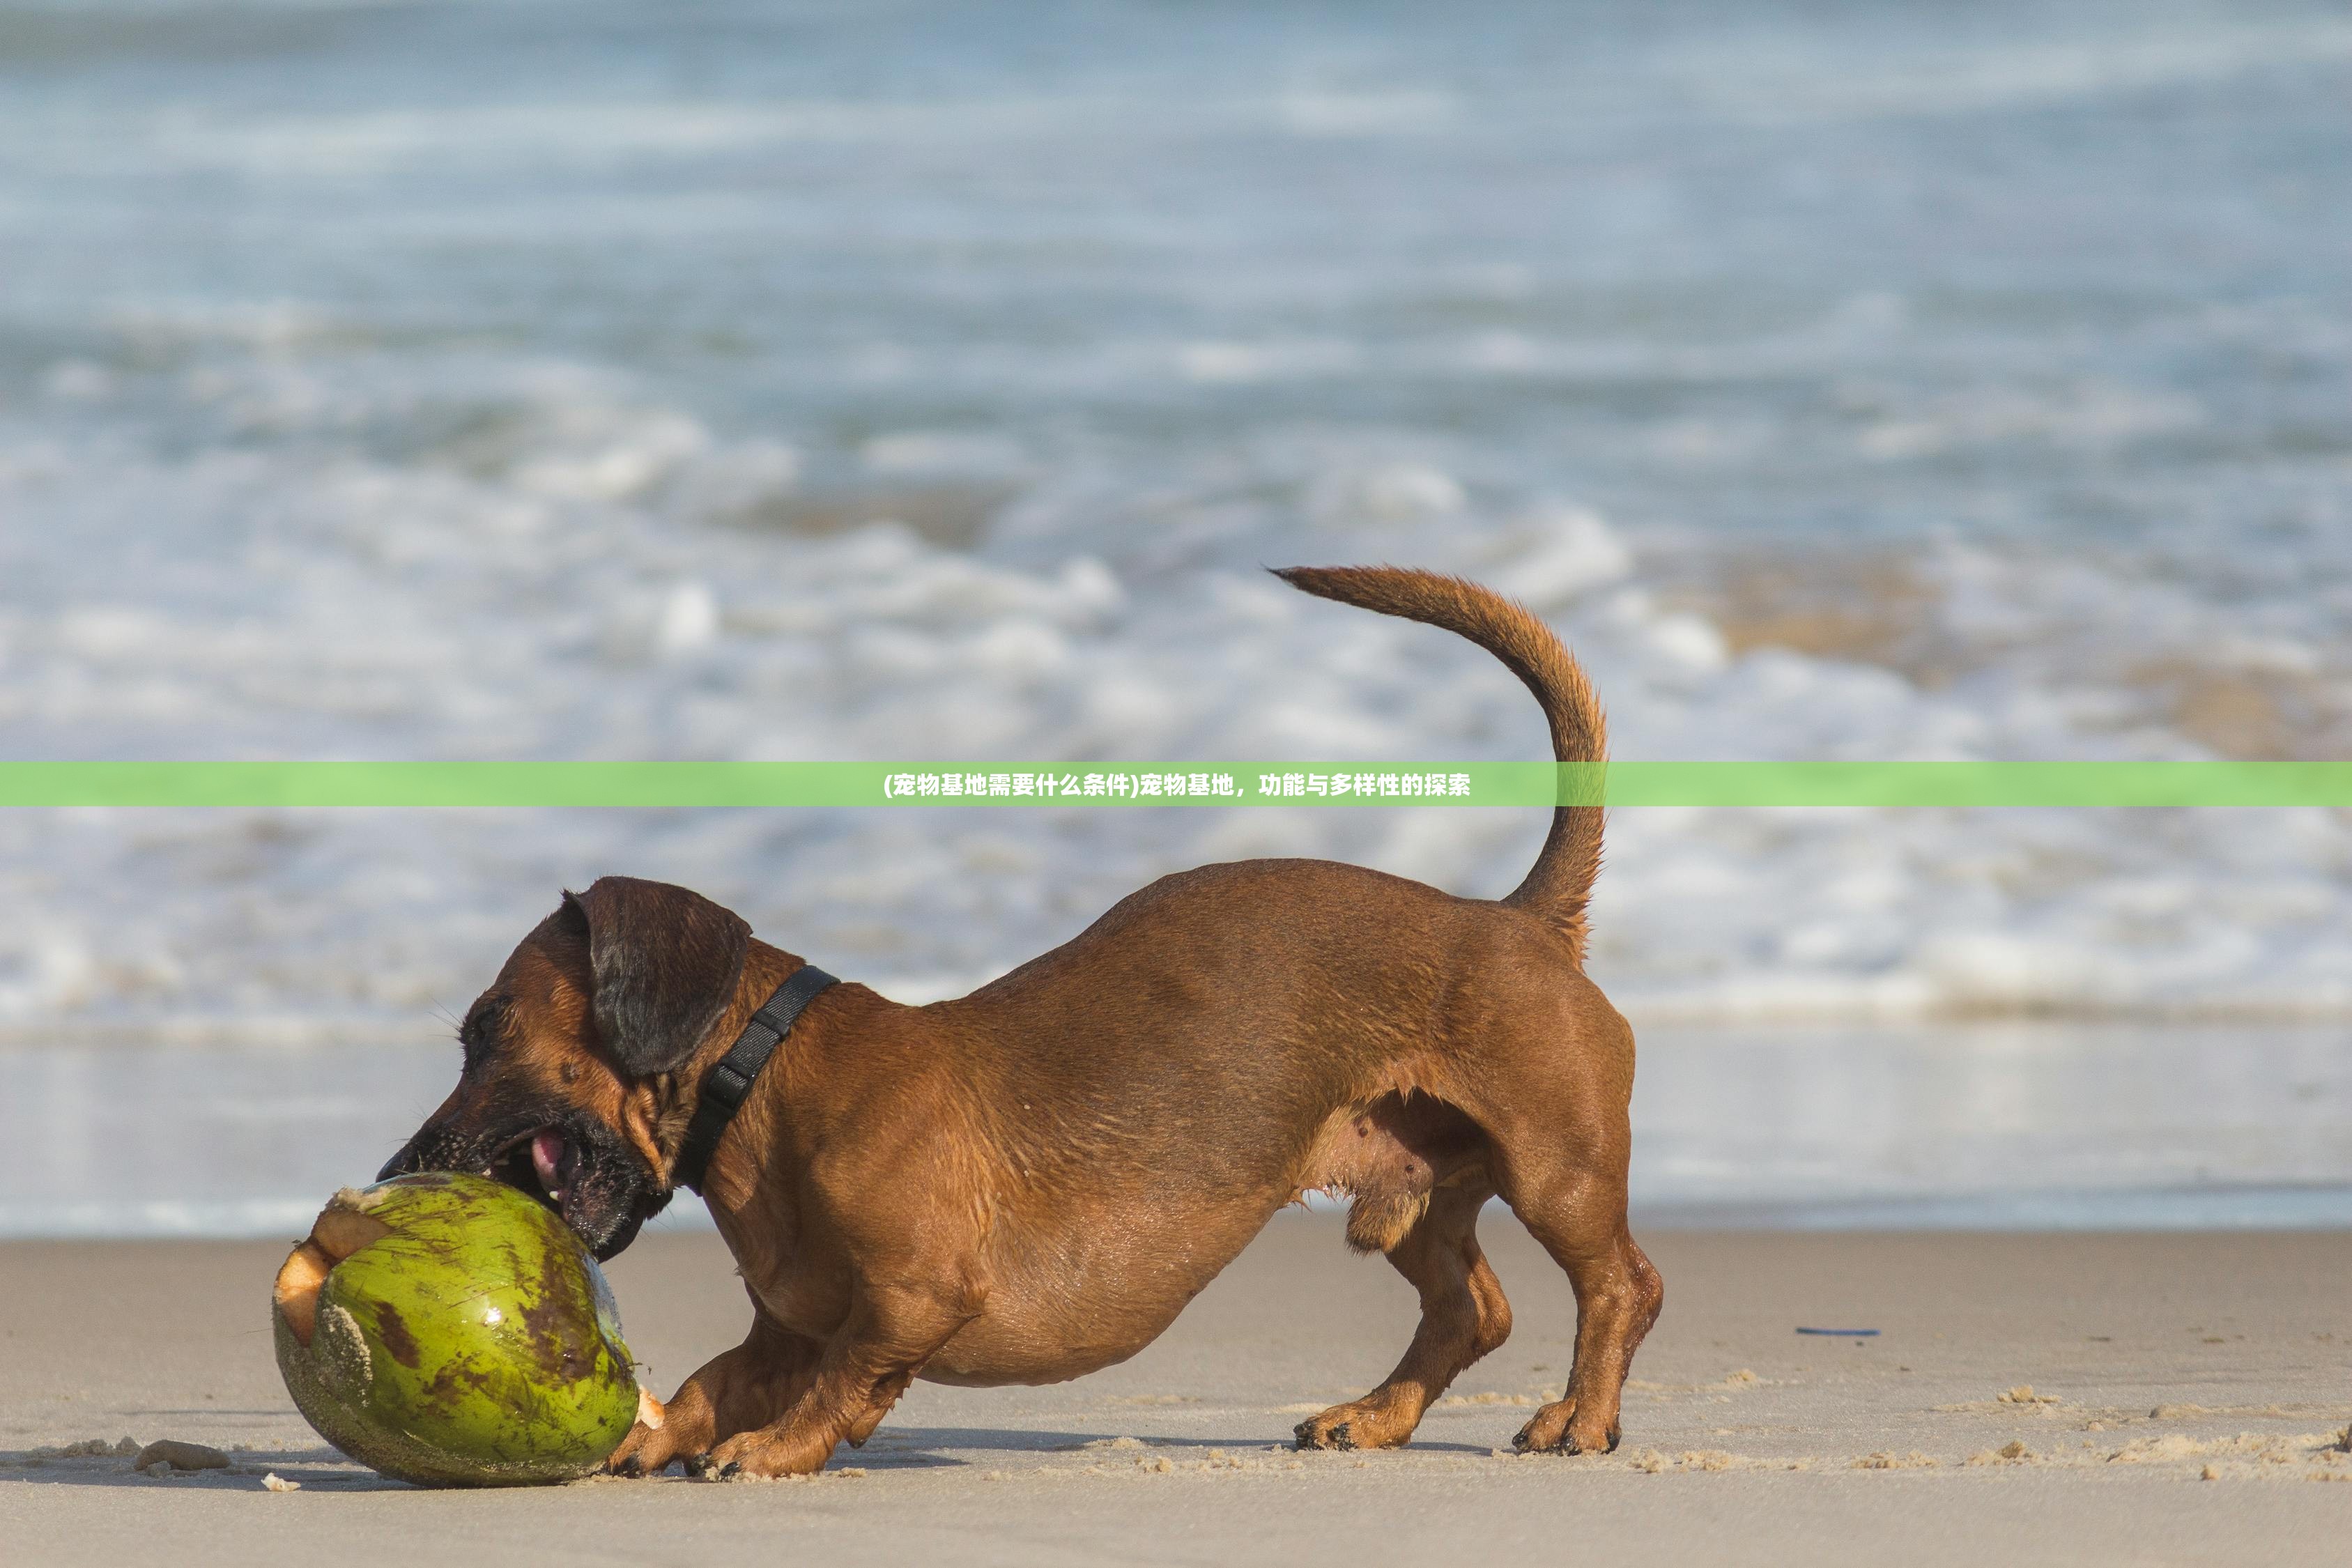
[134, 1440, 229, 1473]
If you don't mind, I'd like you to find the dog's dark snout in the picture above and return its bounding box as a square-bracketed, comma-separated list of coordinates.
[376, 1137, 427, 1183]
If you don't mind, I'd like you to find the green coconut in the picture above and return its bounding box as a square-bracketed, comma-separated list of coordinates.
[271, 1171, 647, 1486]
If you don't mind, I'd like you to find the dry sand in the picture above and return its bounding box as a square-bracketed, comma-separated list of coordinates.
[3, 1215, 2346, 1565]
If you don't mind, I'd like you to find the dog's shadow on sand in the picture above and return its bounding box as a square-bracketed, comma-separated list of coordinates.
[874, 1426, 1489, 1457]
[0, 1427, 1493, 1490]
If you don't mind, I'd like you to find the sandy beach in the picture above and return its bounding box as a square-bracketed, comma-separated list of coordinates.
[3, 1214, 2344, 1565]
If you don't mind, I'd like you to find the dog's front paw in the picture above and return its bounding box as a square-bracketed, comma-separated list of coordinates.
[698, 1426, 838, 1480]
[603, 1389, 691, 1477]
[1293, 1414, 1357, 1452]
[1512, 1398, 1618, 1456]
[602, 1420, 681, 1477]
[1296, 1388, 1427, 1452]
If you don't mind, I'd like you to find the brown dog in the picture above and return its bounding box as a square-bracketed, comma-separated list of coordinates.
[380, 565, 1662, 1478]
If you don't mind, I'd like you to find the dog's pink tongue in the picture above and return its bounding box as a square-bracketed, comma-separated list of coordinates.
[530, 1130, 567, 1200]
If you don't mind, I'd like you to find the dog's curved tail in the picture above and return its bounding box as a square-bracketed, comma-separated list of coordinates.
[1273, 565, 1606, 960]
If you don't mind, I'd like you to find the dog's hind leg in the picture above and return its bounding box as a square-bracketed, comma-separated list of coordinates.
[1489, 1111, 1661, 1456]
[1293, 1185, 1512, 1451]
[1430, 988, 1663, 1456]
[1502, 1175, 1661, 1456]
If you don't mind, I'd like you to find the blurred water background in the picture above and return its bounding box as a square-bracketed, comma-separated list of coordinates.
[2, 0, 2349, 1231]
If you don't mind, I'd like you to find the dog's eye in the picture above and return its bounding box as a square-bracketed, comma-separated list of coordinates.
[457, 996, 510, 1074]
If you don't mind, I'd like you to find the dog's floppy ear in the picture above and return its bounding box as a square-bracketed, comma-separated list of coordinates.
[560, 876, 751, 1077]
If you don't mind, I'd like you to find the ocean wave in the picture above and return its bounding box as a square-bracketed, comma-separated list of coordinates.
[5, 0, 2352, 1029]
[4, 381, 2352, 1026]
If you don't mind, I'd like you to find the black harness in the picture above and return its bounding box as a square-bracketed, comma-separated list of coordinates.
[672, 964, 838, 1194]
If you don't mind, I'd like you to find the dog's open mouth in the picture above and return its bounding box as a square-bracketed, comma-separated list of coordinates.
[410, 1114, 661, 1262]
[381, 1103, 663, 1262]
[486, 1125, 581, 1211]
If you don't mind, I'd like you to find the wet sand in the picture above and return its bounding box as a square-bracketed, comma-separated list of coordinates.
[3, 1216, 2346, 1565]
